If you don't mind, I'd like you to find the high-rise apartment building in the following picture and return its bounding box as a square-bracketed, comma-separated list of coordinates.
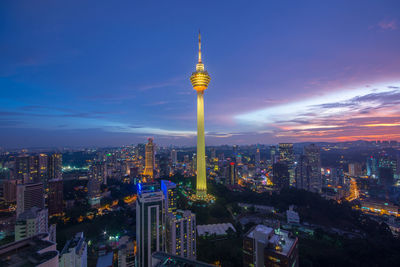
[87, 162, 105, 207]
[136, 182, 165, 267]
[15, 207, 48, 241]
[165, 210, 196, 260]
[15, 155, 30, 182]
[48, 179, 63, 216]
[295, 155, 311, 191]
[48, 153, 62, 180]
[143, 138, 155, 181]
[16, 183, 45, 216]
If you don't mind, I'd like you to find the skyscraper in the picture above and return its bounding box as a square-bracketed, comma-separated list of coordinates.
[48, 179, 63, 216]
[255, 148, 261, 168]
[87, 162, 105, 207]
[190, 32, 211, 199]
[171, 149, 177, 165]
[279, 143, 295, 184]
[48, 153, 62, 180]
[161, 180, 177, 216]
[143, 138, 155, 181]
[136, 182, 165, 267]
[165, 210, 196, 260]
[304, 144, 321, 193]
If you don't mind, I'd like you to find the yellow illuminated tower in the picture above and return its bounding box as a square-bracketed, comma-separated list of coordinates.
[143, 138, 155, 181]
[190, 32, 211, 198]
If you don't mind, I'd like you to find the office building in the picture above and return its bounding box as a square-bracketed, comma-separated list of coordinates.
[243, 225, 299, 267]
[16, 183, 45, 216]
[0, 233, 59, 267]
[228, 162, 237, 185]
[190, 32, 211, 199]
[48, 179, 64, 216]
[161, 180, 177, 215]
[273, 163, 290, 190]
[295, 155, 311, 191]
[278, 143, 295, 184]
[143, 138, 155, 181]
[165, 210, 196, 260]
[15, 207, 48, 241]
[136, 182, 165, 267]
[304, 144, 322, 193]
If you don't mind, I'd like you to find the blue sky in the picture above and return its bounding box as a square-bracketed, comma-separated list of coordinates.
[1, 0, 400, 148]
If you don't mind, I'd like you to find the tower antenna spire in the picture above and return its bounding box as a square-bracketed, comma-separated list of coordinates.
[198, 30, 202, 63]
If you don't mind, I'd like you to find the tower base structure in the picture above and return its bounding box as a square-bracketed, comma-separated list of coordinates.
[188, 189, 215, 204]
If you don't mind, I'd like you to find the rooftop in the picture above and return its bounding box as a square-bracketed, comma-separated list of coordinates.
[0, 233, 58, 266]
[197, 223, 236, 236]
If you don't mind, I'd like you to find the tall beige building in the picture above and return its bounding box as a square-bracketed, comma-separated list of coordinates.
[143, 138, 155, 181]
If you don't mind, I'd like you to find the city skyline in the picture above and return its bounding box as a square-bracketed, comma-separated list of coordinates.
[1, 0, 400, 148]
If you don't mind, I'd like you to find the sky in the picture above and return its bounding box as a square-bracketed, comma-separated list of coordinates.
[1, 0, 400, 148]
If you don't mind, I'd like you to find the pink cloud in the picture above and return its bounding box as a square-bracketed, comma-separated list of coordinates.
[378, 19, 397, 31]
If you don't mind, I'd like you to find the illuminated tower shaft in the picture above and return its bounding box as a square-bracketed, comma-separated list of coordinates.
[190, 32, 211, 198]
[196, 91, 206, 194]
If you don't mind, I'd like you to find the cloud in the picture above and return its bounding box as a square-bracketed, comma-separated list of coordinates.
[378, 19, 398, 31]
[234, 81, 400, 141]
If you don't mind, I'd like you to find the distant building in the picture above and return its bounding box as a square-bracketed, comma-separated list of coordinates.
[16, 182, 45, 216]
[295, 155, 311, 191]
[278, 143, 295, 183]
[48, 179, 64, 216]
[286, 205, 300, 224]
[196, 223, 236, 237]
[0, 233, 59, 267]
[171, 149, 177, 165]
[15, 207, 48, 241]
[348, 163, 362, 177]
[2, 179, 17, 203]
[304, 144, 322, 193]
[88, 162, 105, 207]
[228, 162, 238, 185]
[59, 232, 88, 267]
[15, 155, 30, 182]
[366, 156, 378, 178]
[136, 182, 165, 267]
[143, 138, 155, 181]
[255, 148, 261, 168]
[48, 153, 62, 180]
[273, 163, 290, 189]
[117, 236, 135, 267]
[243, 225, 299, 267]
[166, 210, 196, 260]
